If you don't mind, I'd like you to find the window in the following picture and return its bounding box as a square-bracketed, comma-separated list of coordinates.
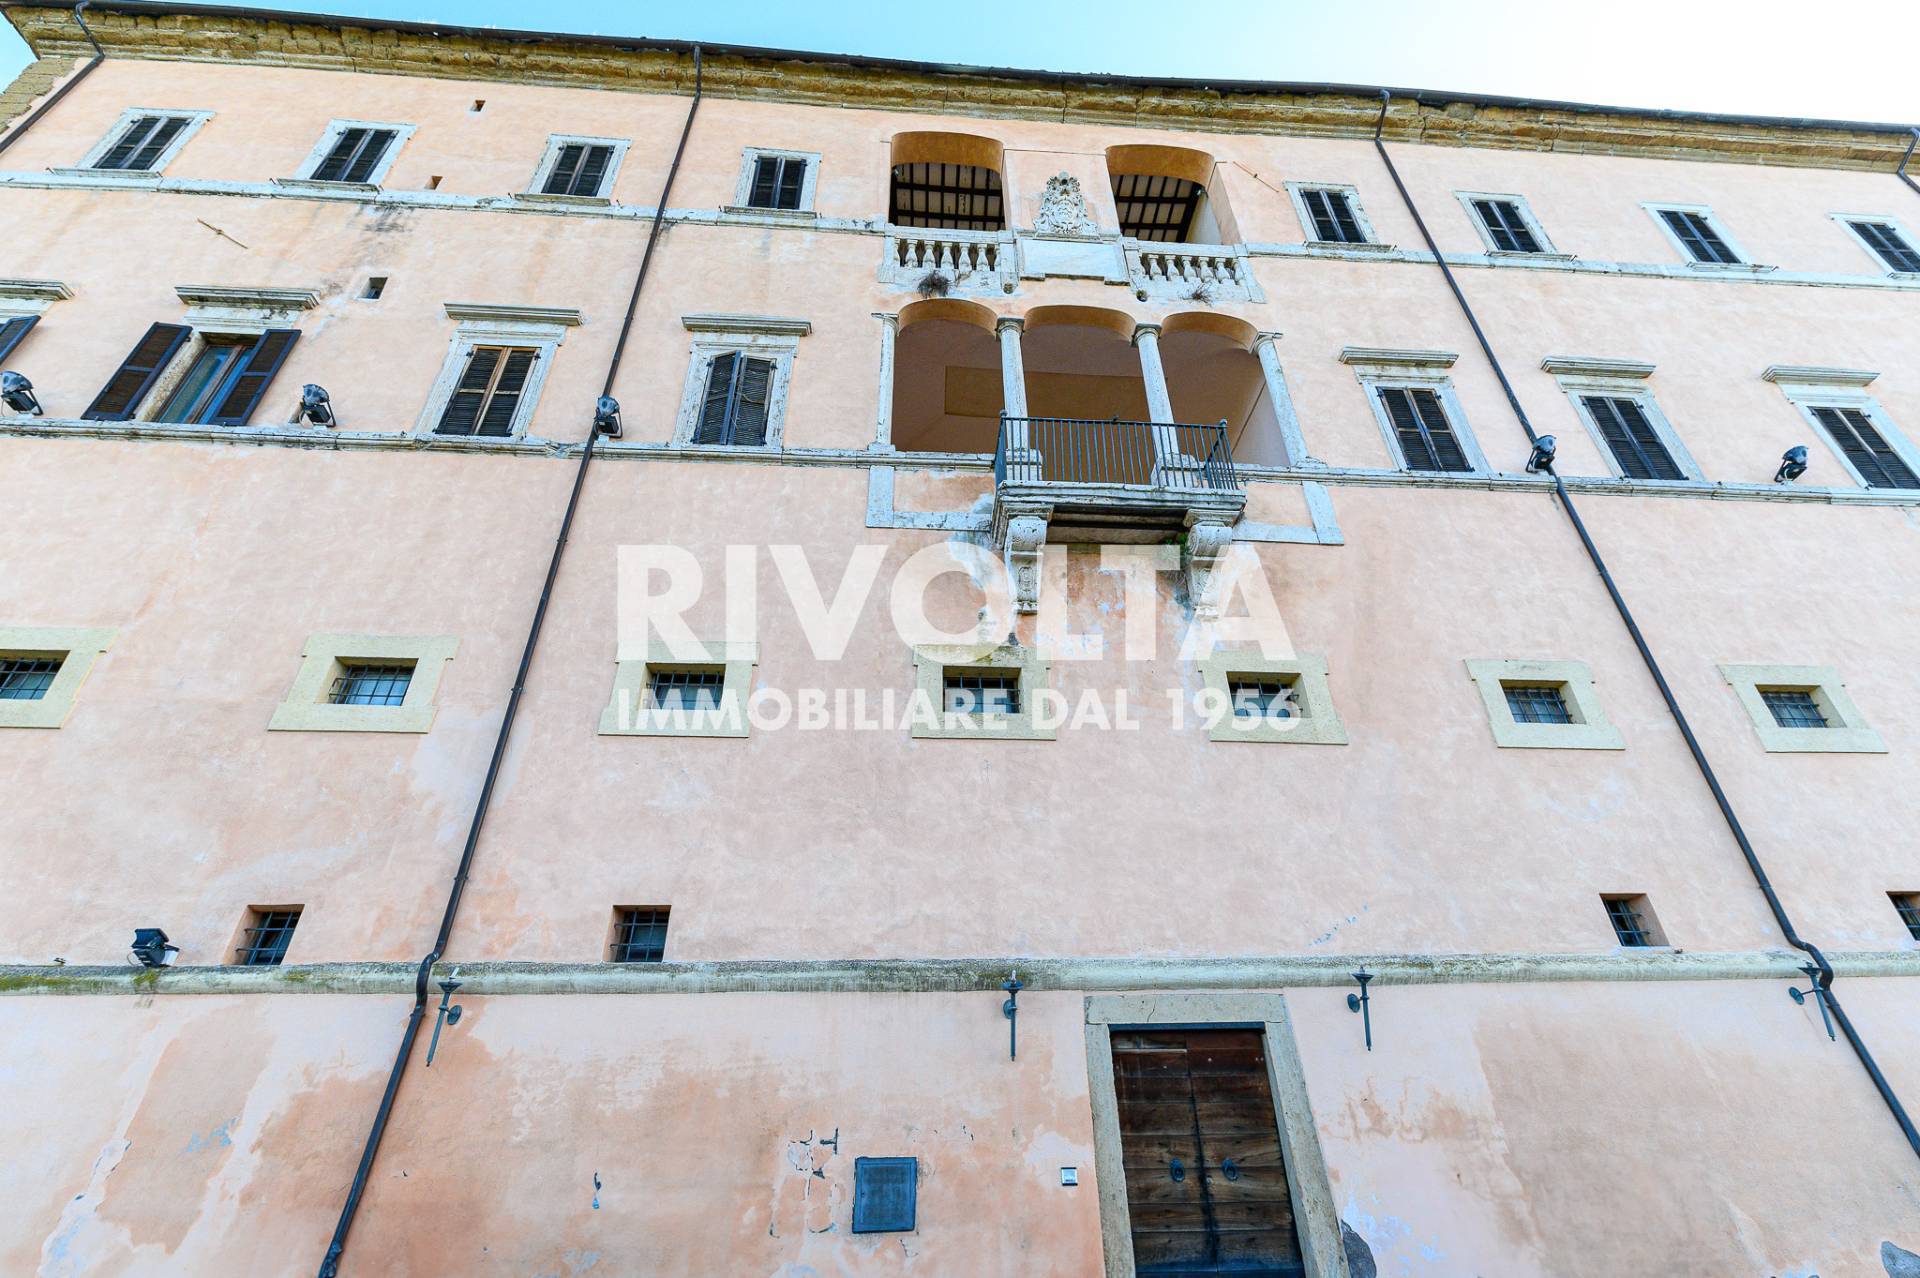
[291, 120, 412, 186]
[1504, 684, 1572, 725]
[943, 668, 1020, 716]
[1111, 173, 1205, 242]
[1843, 219, 1920, 274]
[1652, 206, 1743, 265]
[599, 640, 758, 739]
[610, 907, 669, 963]
[746, 153, 807, 210]
[911, 645, 1053, 741]
[1891, 893, 1920, 942]
[83, 322, 300, 426]
[153, 336, 249, 424]
[1603, 894, 1662, 947]
[1199, 653, 1346, 745]
[362, 276, 387, 300]
[434, 346, 537, 437]
[1377, 387, 1471, 473]
[1810, 406, 1920, 490]
[329, 662, 414, 706]
[851, 1158, 918, 1235]
[694, 351, 775, 446]
[1228, 675, 1296, 720]
[1295, 185, 1369, 244]
[0, 628, 115, 729]
[1719, 664, 1884, 754]
[673, 314, 808, 449]
[270, 634, 459, 734]
[889, 161, 1004, 231]
[649, 667, 724, 711]
[234, 908, 301, 966]
[1463, 195, 1547, 254]
[529, 135, 627, 200]
[0, 313, 38, 364]
[1581, 395, 1686, 481]
[68, 108, 211, 175]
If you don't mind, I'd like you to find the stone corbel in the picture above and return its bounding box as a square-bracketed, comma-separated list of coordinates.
[1184, 517, 1237, 618]
[992, 496, 1052, 615]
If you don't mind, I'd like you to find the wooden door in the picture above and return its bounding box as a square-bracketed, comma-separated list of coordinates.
[1111, 1029, 1304, 1277]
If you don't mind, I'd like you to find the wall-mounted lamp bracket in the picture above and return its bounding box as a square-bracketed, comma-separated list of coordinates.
[1001, 972, 1024, 1061]
[1787, 964, 1835, 1041]
[425, 969, 464, 1066]
[1346, 968, 1374, 1051]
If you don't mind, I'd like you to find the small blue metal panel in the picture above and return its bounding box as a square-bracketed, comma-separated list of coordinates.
[851, 1156, 917, 1234]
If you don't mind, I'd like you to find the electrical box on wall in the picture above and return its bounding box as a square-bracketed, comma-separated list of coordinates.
[851, 1157, 917, 1233]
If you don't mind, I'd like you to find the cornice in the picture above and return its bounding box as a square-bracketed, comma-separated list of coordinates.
[1762, 364, 1878, 387]
[1541, 355, 1656, 379]
[0, 276, 73, 301]
[175, 283, 319, 309]
[1339, 346, 1458, 368]
[4, 5, 1913, 171]
[443, 301, 583, 327]
[683, 312, 812, 337]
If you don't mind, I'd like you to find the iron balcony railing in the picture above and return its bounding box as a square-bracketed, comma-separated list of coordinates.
[993, 415, 1241, 491]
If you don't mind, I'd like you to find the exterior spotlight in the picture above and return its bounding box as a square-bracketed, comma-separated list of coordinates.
[1774, 445, 1809, 484]
[1, 370, 43, 415]
[1525, 434, 1557, 474]
[130, 927, 179, 968]
[593, 395, 622, 438]
[297, 383, 336, 427]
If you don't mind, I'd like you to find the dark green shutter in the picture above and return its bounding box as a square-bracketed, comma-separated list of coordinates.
[1584, 395, 1683, 480]
[572, 145, 612, 197]
[543, 144, 585, 195]
[0, 314, 38, 364]
[1814, 407, 1920, 489]
[476, 348, 534, 436]
[206, 329, 300, 427]
[436, 347, 501, 435]
[83, 322, 191, 421]
[730, 357, 775, 445]
[128, 116, 186, 170]
[695, 352, 738, 444]
[774, 158, 804, 210]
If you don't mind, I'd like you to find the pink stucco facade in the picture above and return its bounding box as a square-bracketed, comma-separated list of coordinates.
[1, 5, 1918, 1276]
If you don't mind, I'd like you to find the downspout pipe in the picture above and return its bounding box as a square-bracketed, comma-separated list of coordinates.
[1372, 90, 1920, 1164]
[0, 2, 106, 157]
[1898, 128, 1919, 200]
[315, 44, 704, 1278]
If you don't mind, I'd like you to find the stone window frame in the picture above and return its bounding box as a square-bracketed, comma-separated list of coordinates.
[1340, 347, 1493, 475]
[1718, 662, 1885, 754]
[728, 147, 823, 216]
[1762, 367, 1920, 493]
[122, 285, 320, 425]
[1541, 356, 1703, 483]
[1083, 992, 1348, 1278]
[1452, 189, 1567, 258]
[520, 133, 631, 205]
[1197, 651, 1348, 745]
[56, 107, 213, 178]
[1829, 212, 1920, 278]
[670, 313, 810, 449]
[1640, 201, 1755, 269]
[287, 118, 415, 189]
[1465, 658, 1625, 751]
[0, 625, 115, 729]
[268, 633, 458, 734]
[910, 643, 1054, 741]
[1283, 180, 1388, 249]
[413, 303, 582, 440]
[597, 639, 758, 739]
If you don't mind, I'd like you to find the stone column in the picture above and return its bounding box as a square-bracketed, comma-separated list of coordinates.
[996, 316, 1040, 481]
[1133, 322, 1200, 486]
[870, 311, 899, 452]
[1253, 331, 1320, 468]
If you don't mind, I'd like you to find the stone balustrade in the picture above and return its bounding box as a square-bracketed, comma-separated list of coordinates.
[881, 227, 1017, 294]
[1123, 240, 1259, 302]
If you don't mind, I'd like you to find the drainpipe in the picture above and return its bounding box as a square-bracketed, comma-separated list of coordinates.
[315, 45, 704, 1278]
[1370, 89, 1920, 1163]
[0, 3, 106, 158]
[1898, 128, 1920, 201]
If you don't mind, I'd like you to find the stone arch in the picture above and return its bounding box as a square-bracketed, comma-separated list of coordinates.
[888, 132, 1007, 232]
[1105, 143, 1234, 244]
[897, 298, 999, 335]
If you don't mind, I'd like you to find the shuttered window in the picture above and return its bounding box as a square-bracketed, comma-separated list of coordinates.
[95, 114, 190, 171]
[1378, 386, 1472, 472]
[1811, 406, 1920, 490]
[435, 345, 538, 437]
[1659, 208, 1741, 264]
[1472, 198, 1542, 253]
[1582, 395, 1685, 481]
[1848, 220, 1920, 273]
[747, 154, 807, 210]
[694, 351, 776, 446]
[1300, 187, 1365, 243]
[309, 127, 399, 183]
[83, 322, 192, 421]
[542, 142, 614, 197]
[0, 314, 38, 364]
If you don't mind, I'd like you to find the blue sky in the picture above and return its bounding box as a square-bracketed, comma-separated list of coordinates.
[2, 0, 1915, 125]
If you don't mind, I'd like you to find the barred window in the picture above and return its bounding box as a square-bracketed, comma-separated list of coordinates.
[235, 908, 301, 966]
[649, 667, 724, 711]
[943, 669, 1020, 716]
[0, 657, 62, 701]
[1604, 896, 1655, 947]
[1760, 689, 1828, 729]
[1228, 676, 1296, 719]
[610, 908, 670, 963]
[889, 162, 1003, 232]
[1504, 684, 1572, 725]
[329, 663, 413, 707]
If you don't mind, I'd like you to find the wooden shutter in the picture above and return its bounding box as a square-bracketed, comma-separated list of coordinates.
[572, 145, 612, 197]
[476, 348, 535, 436]
[83, 322, 191, 421]
[310, 128, 366, 182]
[1814, 407, 1920, 489]
[435, 346, 501, 435]
[774, 157, 805, 210]
[1583, 395, 1683, 480]
[694, 352, 738, 443]
[543, 144, 585, 194]
[0, 314, 38, 364]
[206, 329, 300, 427]
[1662, 209, 1736, 264]
[1475, 199, 1539, 253]
[748, 156, 780, 208]
[1301, 189, 1338, 241]
[128, 116, 186, 170]
[313, 128, 395, 183]
[97, 116, 159, 170]
[1381, 387, 1469, 472]
[342, 129, 396, 183]
[1851, 221, 1920, 273]
[730, 357, 775, 445]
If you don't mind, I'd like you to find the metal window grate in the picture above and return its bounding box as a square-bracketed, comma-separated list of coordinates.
[1760, 689, 1828, 729]
[1504, 683, 1573, 725]
[649, 667, 724, 711]
[610, 908, 669, 963]
[329, 663, 413, 706]
[0, 657, 62, 701]
[235, 909, 301, 966]
[943, 669, 1020, 715]
[1228, 676, 1297, 719]
[888, 162, 1004, 231]
[1893, 893, 1920, 942]
[1849, 221, 1920, 274]
[1301, 186, 1365, 243]
[1110, 172, 1204, 242]
[1605, 897, 1653, 947]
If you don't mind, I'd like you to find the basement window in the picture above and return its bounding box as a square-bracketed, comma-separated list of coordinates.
[1603, 894, 1664, 948]
[1720, 664, 1884, 754]
[911, 644, 1054, 742]
[852, 1157, 918, 1234]
[1465, 659, 1624, 750]
[610, 907, 670, 963]
[234, 907, 302, 966]
[0, 656, 62, 701]
[599, 640, 758, 739]
[649, 666, 725, 712]
[1228, 675, 1296, 720]
[1201, 653, 1347, 745]
[1892, 893, 1920, 942]
[329, 662, 414, 707]
[1760, 688, 1827, 729]
[1503, 683, 1572, 725]
[0, 627, 115, 729]
[362, 276, 387, 300]
[943, 668, 1020, 716]
[269, 633, 458, 734]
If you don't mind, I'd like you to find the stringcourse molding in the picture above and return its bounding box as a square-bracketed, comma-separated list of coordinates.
[4, 3, 1914, 170]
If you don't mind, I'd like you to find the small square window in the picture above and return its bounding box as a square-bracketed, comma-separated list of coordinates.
[1201, 653, 1346, 745]
[610, 907, 669, 963]
[650, 667, 724, 711]
[1603, 894, 1663, 948]
[234, 907, 302, 966]
[911, 645, 1053, 742]
[852, 1157, 918, 1234]
[329, 662, 414, 706]
[1759, 688, 1828, 729]
[1720, 665, 1882, 754]
[0, 656, 63, 701]
[1891, 893, 1920, 942]
[362, 276, 388, 300]
[1503, 683, 1572, 725]
[599, 639, 757, 739]
[1228, 675, 1297, 720]
[943, 668, 1020, 716]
